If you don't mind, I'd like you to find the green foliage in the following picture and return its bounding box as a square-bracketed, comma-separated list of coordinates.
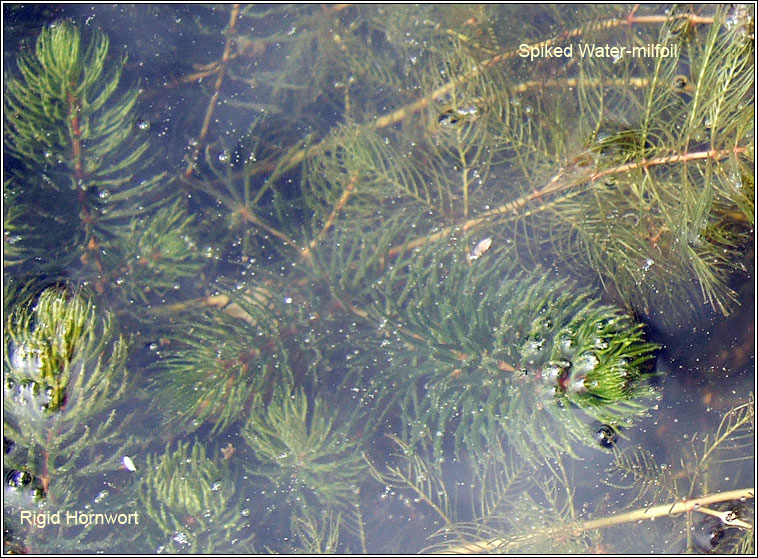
[7, 288, 107, 410]
[3, 180, 35, 267]
[609, 396, 754, 509]
[3, 21, 169, 283]
[365, 242, 659, 461]
[3, 286, 133, 525]
[242, 384, 366, 510]
[4, 21, 152, 188]
[513, 13, 753, 320]
[603, 399, 755, 554]
[139, 440, 253, 553]
[113, 200, 203, 305]
[295, 6, 753, 326]
[289, 508, 343, 554]
[2, 5, 753, 554]
[372, 399, 753, 554]
[152, 288, 294, 435]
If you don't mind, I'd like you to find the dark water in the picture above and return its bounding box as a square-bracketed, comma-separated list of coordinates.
[3, 4, 754, 554]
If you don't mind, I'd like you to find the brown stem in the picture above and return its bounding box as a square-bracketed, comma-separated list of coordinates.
[67, 90, 84, 181]
[183, 4, 241, 179]
[443, 487, 753, 554]
[301, 173, 359, 262]
[386, 146, 748, 258]
[248, 10, 715, 178]
[590, 146, 748, 182]
[68, 87, 106, 280]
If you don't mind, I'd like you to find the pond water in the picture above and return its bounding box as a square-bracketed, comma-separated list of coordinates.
[3, 4, 754, 554]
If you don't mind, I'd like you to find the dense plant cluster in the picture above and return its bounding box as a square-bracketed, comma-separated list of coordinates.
[3, 5, 753, 554]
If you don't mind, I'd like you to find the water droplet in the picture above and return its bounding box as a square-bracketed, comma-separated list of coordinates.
[573, 352, 599, 375]
[138, 120, 150, 131]
[593, 338, 609, 350]
[172, 531, 190, 545]
[218, 150, 229, 163]
[522, 338, 545, 362]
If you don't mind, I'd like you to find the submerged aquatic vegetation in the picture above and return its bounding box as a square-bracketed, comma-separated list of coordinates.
[366, 243, 660, 462]
[3, 4, 753, 554]
[139, 440, 253, 553]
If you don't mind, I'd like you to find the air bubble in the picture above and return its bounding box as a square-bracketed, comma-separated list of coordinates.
[521, 338, 544, 362]
[173, 532, 190, 545]
[593, 338, 609, 350]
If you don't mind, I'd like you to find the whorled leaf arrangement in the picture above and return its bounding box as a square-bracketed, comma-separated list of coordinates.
[2, 22, 200, 306]
[242, 384, 366, 511]
[151, 287, 294, 435]
[290, 4, 753, 328]
[139, 440, 254, 553]
[365, 241, 659, 462]
[2, 4, 753, 554]
[115, 200, 204, 306]
[374, 398, 753, 554]
[3, 287, 131, 506]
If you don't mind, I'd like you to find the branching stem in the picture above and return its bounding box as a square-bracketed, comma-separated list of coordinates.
[183, 4, 240, 179]
[443, 487, 754, 554]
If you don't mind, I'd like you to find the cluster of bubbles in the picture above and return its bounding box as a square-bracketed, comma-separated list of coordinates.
[513, 302, 657, 453]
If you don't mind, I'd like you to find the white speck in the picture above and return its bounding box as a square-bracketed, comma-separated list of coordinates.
[468, 237, 492, 260]
[122, 455, 137, 472]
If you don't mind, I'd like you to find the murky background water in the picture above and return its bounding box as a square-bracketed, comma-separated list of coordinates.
[3, 4, 754, 554]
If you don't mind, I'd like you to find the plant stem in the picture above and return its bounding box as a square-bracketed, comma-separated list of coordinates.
[247, 10, 714, 179]
[183, 4, 240, 179]
[442, 487, 754, 554]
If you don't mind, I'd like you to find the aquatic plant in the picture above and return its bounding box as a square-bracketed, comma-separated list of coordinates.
[3, 20, 197, 304]
[139, 440, 254, 553]
[3, 5, 753, 553]
[3, 287, 134, 552]
[364, 243, 660, 462]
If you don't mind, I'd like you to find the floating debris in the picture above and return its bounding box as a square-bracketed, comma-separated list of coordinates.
[468, 237, 492, 260]
[221, 442, 236, 460]
[122, 455, 137, 472]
